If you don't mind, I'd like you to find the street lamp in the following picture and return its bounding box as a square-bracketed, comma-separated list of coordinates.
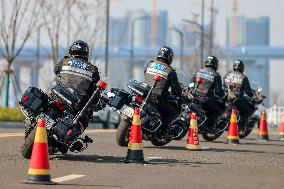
[130, 16, 150, 79]
[182, 19, 205, 66]
[170, 27, 184, 70]
[105, 0, 110, 77]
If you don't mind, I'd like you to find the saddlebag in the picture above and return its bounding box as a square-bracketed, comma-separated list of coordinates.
[50, 81, 81, 109]
[19, 87, 48, 116]
[127, 80, 149, 98]
[109, 88, 130, 109]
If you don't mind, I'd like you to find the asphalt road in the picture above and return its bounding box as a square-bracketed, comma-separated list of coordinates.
[0, 128, 283, 189]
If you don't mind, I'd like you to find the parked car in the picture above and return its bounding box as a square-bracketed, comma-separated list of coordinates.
[92, 109, 120, 129]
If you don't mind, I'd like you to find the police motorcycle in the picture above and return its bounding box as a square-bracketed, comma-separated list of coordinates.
[224, 84, 265, 138]
[180, 82, 229, 141]
[107, 75, 188, 147]
[18, 80, 108, 159]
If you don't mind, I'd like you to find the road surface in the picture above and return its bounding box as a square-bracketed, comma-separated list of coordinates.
[0, 128, 283, 189]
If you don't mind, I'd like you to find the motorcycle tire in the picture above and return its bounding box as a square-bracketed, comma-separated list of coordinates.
[239, 127, 253, 139]
[116, 116, 131, 147]
[173, 129, 188, 140]
[21, 126, 36, 159]
[202, 130, 224, 141]
[151, 137, 172, 146]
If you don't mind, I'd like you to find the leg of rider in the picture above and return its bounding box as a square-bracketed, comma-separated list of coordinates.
[204, 98, 224, 128]
[157, 99, 177, 129]
[235, 98, 254, 120]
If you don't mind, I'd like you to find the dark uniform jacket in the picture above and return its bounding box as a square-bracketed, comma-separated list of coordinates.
[144, 60, 182, 101]
[192, 67, 224, 98]
[54, 56, 100, 99]
[223, 70, 254, 97]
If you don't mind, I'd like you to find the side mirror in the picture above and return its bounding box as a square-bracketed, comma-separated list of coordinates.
[188, 83, 194, 88]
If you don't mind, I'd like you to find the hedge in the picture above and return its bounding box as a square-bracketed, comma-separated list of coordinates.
[0, 107, 25, 122]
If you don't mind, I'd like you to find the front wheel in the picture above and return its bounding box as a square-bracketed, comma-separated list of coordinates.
[116, 116, 131, 147]
[202, 130, 224, 141]
[151, 134, 172, 146]
[21, 126, 36, 159]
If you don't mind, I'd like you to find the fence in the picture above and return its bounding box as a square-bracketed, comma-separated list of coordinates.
[266, 105, 284, 127]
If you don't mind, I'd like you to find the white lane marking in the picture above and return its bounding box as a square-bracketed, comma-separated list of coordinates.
[0, 129, 116, 138]
[146, 156, 163, 161]
[52, 174, 85, 183]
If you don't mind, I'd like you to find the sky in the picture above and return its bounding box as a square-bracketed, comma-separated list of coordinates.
[110, 0, 284, 103]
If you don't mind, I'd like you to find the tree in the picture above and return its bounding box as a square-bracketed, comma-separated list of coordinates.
[0, 0, 43, 107]
[41, 0, 105, 67]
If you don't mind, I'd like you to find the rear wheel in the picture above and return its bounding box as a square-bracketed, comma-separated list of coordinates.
[116, 116, 131, 147]
[202, 130, 224, 141]
[239, 125, 254, 138]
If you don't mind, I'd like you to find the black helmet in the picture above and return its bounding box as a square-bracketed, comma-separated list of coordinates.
[69, 40, 89, 60]
[157, 46, 174, 65]
[233, 60, 245, 73]
[205, 56, 218, 71]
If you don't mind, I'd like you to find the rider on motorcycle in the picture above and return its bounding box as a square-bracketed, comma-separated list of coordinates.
[223, 60, 255, 123]
[144, 46, 182, 131]
[53, 40, 101, 130]
[191, 56, 225, 130]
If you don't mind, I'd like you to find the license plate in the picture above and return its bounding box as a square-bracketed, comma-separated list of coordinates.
[120, 105, 134, 118]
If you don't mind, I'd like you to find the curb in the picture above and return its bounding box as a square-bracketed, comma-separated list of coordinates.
[0, 121, 23, 129]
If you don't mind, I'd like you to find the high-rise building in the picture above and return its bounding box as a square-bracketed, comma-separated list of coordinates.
[226, 16, 270, 47]
[226, 16, 270, 105]
[109, 10, 168, 48]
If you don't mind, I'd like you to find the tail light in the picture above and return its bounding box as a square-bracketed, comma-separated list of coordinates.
[53, 101, 65, 111]
[154, 75, 164, 81]
[196, 77, 204, 83]
[135, 95, 143, 103]
[23, 95, 29, 103]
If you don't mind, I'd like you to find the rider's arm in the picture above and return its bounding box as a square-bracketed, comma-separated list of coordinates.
[214, 74, 225, 98]
[191, 73, 196, 83]
[54, 58, 64, 75]
[170, 71, 182, 98]
[243, 76, 254, 97]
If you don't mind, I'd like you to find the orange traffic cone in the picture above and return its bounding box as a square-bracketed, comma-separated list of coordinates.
[186, 113, 201, 150]
[125, 108, 146, 163]
[23, 119, 56, 185]
[280, 115, 284, 141]
[258, 110, 269, 141]
[227, 108, 239, 144]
